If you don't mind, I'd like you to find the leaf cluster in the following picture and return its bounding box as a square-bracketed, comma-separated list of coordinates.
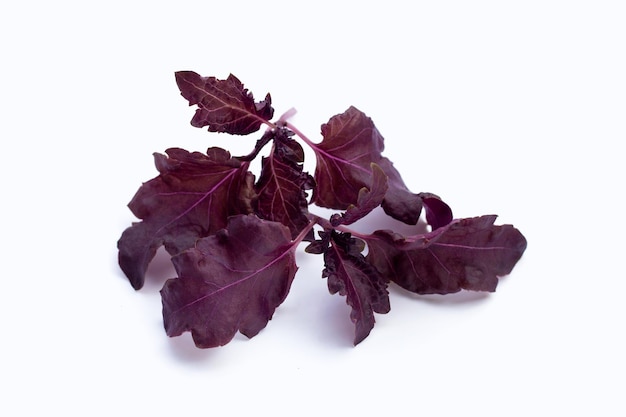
[118, 71, 527, 348]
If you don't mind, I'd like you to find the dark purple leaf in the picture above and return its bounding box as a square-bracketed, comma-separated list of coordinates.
[330, 163, 388, 227]
[310, 106, 439, 225]
[310, 106, 383, 209]
[365, 215, 527, 294]
[119, 71, 528, 349]
[320, 231, 390, 345]
[375, 158, 425, 225]
[175, 71, 273, 135]
[117, 147, 254, 290]
[419, 192, 453, 230]
[254, 129, 315, 238]
[160, 215, 299, 348]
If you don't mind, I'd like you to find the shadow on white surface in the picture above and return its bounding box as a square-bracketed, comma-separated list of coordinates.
[164, 332, 220, 364]
[389, 283, 492, 305]
[314, 297, 358, 349]
[142, 247, 177, 292]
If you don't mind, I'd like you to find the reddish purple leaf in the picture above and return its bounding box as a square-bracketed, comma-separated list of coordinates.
[330, 163, 388, 227]
[175, 71, 273, 135]
[118, 71, 528, 349]
[310, 106, 384, 209]
[254, 130, 315, 238]
[365, 215, 527, 294]
[310, 106, 437, 225]
[161, 215, 299, 348]
[420, 192, 453, 230]
[117, 147, 254, 290]
[375, 158, 426, 225]
[318, 231, 390, 345]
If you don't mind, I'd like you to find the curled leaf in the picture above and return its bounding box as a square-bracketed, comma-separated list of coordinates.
[330, 163, 388, 227]
[310, 106, 446, 225]
[419, 192, 453, 230]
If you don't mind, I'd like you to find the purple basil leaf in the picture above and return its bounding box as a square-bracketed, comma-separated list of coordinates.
[419, 192, 453, 230]
[330, 163, 388, 227]
[310, 106, 383, 209]
[310, 106, 434, 225]
[254, 129, 315, 238]
[160, 214, 298, 348]
[322, 231, 390, 345]
[175, 71, 274, 135]
[375, 157, 425, 225]
[117, 147, 254, 290]
[365, 215, 527, 294]
[304, 230, 331, 255]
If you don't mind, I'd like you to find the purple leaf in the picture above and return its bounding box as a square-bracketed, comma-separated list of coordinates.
[117, 147, 254, 290]
[310, 106, 384, 209]
[419, 192, 453, 230]
[319, 231, 390, 345]
[310, 106, 439, 225]
[175, 71, 273, 135]
[365, 215, 527, 294]
[330, 163, 388, 226]
[375, 158, 426, 225]
[254, 129, 315, 238]
[160, 215, 299, 348]
[118, 71, 528, 349]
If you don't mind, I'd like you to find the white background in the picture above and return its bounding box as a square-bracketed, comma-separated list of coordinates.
[1, 1, 624, 415]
